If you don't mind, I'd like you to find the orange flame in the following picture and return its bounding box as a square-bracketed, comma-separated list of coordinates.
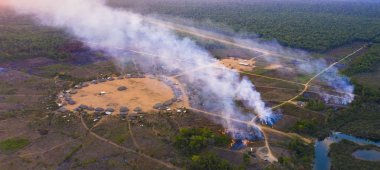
[243, 140, 250, 146]
[229, 139, 235, 147]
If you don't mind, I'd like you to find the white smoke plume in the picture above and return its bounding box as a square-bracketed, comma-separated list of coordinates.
[3, 0, 276, 134]
[153, 19, 356, 104]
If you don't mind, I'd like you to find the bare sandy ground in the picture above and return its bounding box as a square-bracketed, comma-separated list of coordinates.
[220, 57, 255, 72]
[66, 78, 176, 113]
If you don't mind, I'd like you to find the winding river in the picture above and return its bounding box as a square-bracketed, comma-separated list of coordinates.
[313, 132, 380, 170]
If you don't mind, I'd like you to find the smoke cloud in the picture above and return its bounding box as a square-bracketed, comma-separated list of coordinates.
[153, 19, 355, 104]
[3, 0, 356, 142]
[3, 0, 276, 136]
[236, 38, 355, 104]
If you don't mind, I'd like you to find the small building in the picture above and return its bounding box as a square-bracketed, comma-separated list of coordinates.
[95, 107, 105, 112]
[87, 107, 95, 111]
[79, 104, 89, 110]
[153, 103, 164, 110]
[68, 100, 76, 105]
[105, 108, 115, 112]
[163, 100, 173, 107]
[133, 107, 142, 113]
[117, 86, 127, 91]
[297, 101, 306, 107]
[128, 113, 138, 121]
[239, 62, 250, 66]
[120, 112, 127, 120]
[120, 106, 129, 113]
[58, 107, 68, 113]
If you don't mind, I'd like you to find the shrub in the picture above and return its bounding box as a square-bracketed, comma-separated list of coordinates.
[189, 153, 233, 170]
[0, 138, 30, 153]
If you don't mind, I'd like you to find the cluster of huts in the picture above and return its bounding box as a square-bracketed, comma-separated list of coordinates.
[56, 81, 94, 107]
[72, 104, 144, 122]
[89, 73, 145, 84]
[57, 89, 78, 107]
[56, 73, 189, 123]
[152, 76, 184, 112]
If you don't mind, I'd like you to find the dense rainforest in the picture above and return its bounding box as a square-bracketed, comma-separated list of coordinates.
[109, 0, 380, 51]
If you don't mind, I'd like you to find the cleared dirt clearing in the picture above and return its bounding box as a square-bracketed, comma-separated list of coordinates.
[67, 77, 175, 113]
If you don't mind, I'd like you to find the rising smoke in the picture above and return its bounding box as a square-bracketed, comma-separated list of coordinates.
[3, 0, 355, 141]
[3, 0, 276, 136]
[153, 18, 355, 104]
[235, 37, 355, 104]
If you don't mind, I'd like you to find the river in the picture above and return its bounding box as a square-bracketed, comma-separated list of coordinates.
[313, 132, 380, 170]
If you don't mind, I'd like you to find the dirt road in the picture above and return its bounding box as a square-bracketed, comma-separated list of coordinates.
[144, 18, 305, 62]
[271, 46, 365, 109]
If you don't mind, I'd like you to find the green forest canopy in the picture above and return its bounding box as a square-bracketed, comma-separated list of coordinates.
[109, 0, 380, 51]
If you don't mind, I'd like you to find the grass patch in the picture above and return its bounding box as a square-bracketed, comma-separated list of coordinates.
[72, 158, 98, 168]
[0, 138, 30, 153]
[92, 119, 128, 145]
[62, 144, 83, 162]
[36, 64, 74, 78]
[189, 152, 234, 170]
[306, 99, 326, 111]
[112, 133, 128, 145]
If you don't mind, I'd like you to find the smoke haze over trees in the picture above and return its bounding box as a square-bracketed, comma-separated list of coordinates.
[108, 0, 380, 51]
